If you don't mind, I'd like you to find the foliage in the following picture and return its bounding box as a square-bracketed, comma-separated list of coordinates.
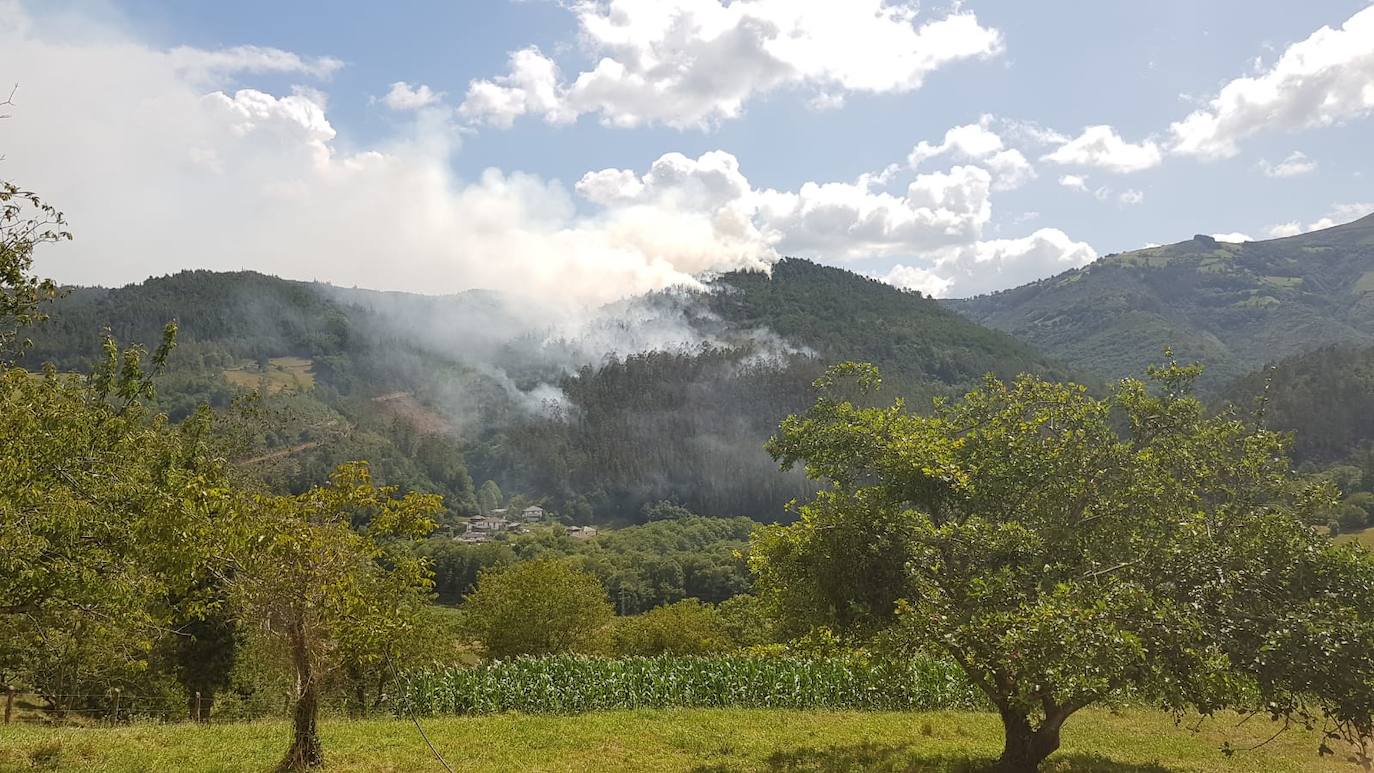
[753, 360, 1374, 770]
[0, 328, 234, 702]
[394, 654, 983, 716]
[0, 181, 68, 362]
[461, 560, 614, 659]
[23, 259, 1070, 521]
[222, 463, 441, 771]
[613, 599, 732, 656]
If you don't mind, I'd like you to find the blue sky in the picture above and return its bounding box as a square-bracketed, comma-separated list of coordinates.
[2, 0, 1371, 301]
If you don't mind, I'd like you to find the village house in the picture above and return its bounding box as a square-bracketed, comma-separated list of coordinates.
[520, 505, 545, 522]
[568, 525, 598, 540]
[468, 514, 510, 532]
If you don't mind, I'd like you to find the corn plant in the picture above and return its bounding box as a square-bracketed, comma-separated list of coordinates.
[392, 654, 985, 716]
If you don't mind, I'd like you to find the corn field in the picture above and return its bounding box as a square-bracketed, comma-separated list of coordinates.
[393, 655, 985, 716]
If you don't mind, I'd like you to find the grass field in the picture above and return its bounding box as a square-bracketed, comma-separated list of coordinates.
[1336, 528, 1374, 550]
[0, 708, 1354, 772]
[223, 357, 315, 393]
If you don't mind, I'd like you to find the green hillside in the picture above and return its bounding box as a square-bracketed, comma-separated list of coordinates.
[953, 212, 1374, 388]
[21, 259, 1067, 522]
[1222, 343, 1374, 465]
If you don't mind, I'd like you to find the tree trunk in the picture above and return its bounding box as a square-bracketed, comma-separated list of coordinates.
[277, 626, 322, 772]
[997, 708, 1065, 772]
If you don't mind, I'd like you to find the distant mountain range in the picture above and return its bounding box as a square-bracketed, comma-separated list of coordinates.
[22, 212, 1374, 517]
[951, 212, 1374, 389]
[23, 259, 1066, 521]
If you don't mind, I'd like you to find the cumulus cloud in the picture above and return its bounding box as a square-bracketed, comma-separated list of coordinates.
[906, 116, 1035, 191]
[1170, 5, 1374, 159]
[875, 264, 952, 297]
[1210, 232, 1253, 243]
[1042, 125, 1163, 173]
[0, 16, 773, 307]
[459, 0, 1004, 129]
[1257, 150, 1317, 178]
[0, 6, 1090, 309]
[1118, 189, 1144, 205]
[380, 81, 442, 111]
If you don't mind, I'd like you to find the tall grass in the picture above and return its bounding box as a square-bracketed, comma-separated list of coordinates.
[394, 654, 985, 716]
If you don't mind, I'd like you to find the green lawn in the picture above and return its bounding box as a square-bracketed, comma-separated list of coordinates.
[0, 708, 1353, 772]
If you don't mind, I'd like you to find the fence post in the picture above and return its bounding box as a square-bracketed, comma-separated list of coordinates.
[4, 685, 14, 724]
[194, 691, 202, 723]
[111, 688, 121, 724]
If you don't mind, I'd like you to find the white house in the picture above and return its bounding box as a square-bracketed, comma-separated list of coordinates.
[520, 505, 545, 522]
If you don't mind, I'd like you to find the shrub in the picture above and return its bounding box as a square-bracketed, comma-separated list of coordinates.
[462, 560, 613, 658]
[613, 599, 731, 656]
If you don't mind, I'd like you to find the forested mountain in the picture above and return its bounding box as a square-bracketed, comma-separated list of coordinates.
[1222, 343, 1374, 466]
[22, 259, 1068, 522]
[952, 213, 1374, 388]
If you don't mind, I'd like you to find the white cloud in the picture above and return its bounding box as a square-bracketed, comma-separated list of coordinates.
[166, 44, 344, 84]
[457, 46, 573, 128]
[0, 8, 1090, 309]
[1265, 202, 1374, 237]
[907, 116, 1034, 191]
[380, 81, 442, 111]
[1058, 174, 1089, 191]
[459, 0, 1003, 130]
[1170, 5, 1374, 159]
[0, 17, 769, 307]
[1118, 189, 1144, 205]
[1210, 232, 1252, 243]
[1258, 150, 1317, 178]
[1042, 125, 1163, 173]
[927, 228, 1097, 297]
[875, 264, 952, 297]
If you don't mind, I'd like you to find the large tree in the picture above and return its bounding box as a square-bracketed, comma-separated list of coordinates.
[752, 362, 1374, 771]
[2, 180, 235, 711]
[223, 463, 441, 772]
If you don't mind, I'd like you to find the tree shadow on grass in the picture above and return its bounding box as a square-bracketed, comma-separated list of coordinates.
[691, 742, 1177, 773]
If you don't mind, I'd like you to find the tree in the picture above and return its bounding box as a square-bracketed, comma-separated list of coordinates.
[224, 463, 441, 772]
[462, 560, 613, 658]
[0, 180, 67, 363]
[613, 599, 731, 655]
[753, 361, 1374, 771]
[477, 479, 503, 514]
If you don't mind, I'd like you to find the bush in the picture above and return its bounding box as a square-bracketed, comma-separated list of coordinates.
[614, 599, 731, 656]
[1335, 502, 1368, 533]
[463, 560, 613, 658]
[717, 594, 780, 648]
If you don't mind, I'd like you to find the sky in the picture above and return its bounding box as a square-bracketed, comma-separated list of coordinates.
[1, 0, 1371, 302]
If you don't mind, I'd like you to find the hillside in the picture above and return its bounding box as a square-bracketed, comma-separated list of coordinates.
[952, 213, 1374, 388]
[1221, 343, 1374, 466]
[21, 259, 1066, 521]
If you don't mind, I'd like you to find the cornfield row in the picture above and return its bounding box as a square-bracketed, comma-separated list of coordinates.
[393, 655, 986, 716]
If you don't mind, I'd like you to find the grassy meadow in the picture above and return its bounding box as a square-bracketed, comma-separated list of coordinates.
[223, 357, 315, 393]
[1337, 529, 1374, 550]
[0, 708, 1354, 772]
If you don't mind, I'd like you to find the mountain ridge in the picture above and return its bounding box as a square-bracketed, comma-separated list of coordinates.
[950, 211, 1374, 388]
